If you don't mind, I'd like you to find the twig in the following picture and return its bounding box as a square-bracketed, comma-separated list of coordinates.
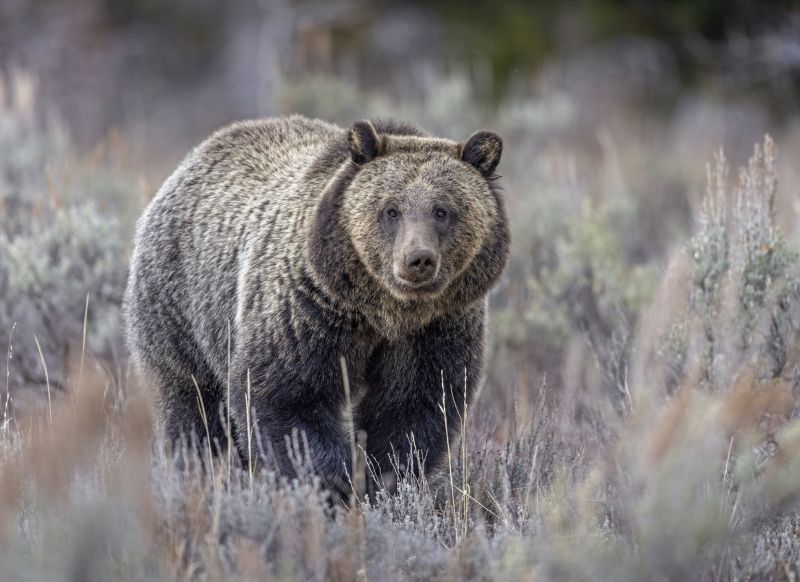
[226, 319, 232, 485]
[246, 368, 253, 493]
[32, 334, 52, 430]
[4, 322, 16, 424]
[340, 356, 362, 504]
[439, 369, 459, 544]
[192, 374, 216, 486]
[78, 292, 89, 390]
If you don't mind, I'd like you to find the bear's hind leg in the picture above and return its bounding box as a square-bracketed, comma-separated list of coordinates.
[136, 350, 230, 457]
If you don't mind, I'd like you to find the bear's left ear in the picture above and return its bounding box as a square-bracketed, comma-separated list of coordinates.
[460, 130, 503, 177]
[349, 120, 383, 165]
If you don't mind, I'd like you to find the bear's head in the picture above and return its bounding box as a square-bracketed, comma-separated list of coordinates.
[309, 119, 510, 322]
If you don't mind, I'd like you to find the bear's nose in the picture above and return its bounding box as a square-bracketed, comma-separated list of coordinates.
[404, 249, 438, 282]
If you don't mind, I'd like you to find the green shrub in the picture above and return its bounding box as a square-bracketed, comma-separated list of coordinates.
[0, 72, 131, 413]
[670, 137, 800, 391]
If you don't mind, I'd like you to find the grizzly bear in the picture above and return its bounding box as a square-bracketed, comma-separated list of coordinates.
[124, 115, 509, 496]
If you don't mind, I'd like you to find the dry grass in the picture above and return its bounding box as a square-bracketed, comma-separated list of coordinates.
[4, 348, 800, 580]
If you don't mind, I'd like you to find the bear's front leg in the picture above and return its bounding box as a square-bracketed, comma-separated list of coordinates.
[231, 326, 353, 499]
[357, 304, 485, 495]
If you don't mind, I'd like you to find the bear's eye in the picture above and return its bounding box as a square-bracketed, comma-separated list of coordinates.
[386, 208, 400, 220]
[434, 208, 448, 221]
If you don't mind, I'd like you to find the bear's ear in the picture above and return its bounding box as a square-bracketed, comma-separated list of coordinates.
[349, 120, 383, 165]
[460, 130, 503, 177]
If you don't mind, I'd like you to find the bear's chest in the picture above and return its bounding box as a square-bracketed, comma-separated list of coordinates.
[340, 323, 383, 408]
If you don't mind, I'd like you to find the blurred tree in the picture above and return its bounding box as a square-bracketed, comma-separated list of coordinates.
[0, 0, 797, 147]
[385, 0, 799, 100]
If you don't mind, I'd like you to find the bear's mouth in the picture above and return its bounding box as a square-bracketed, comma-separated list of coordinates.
[389, 273, 447, 298]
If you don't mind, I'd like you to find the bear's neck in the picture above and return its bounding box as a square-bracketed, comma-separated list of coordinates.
[301, 255, 443, 340]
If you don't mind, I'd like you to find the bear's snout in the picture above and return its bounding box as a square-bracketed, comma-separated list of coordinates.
[403, 248, 439, 283]
[392, 218, 442, 287]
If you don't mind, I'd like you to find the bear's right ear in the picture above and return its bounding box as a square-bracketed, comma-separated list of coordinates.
[349, 120, 382, 165]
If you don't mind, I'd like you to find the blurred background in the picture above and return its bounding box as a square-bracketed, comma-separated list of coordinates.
[3, 1, 800, 160]
[5, 2, 800, 579]
[1, 0, 799, 421]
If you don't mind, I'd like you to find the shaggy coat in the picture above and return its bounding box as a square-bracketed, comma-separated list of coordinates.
[125, 115, 509, 496]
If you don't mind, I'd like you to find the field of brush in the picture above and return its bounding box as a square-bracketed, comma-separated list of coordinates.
[2, 67, 800, 581]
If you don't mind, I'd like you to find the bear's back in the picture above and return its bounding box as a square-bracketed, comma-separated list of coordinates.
[189, 115, 343, 198]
